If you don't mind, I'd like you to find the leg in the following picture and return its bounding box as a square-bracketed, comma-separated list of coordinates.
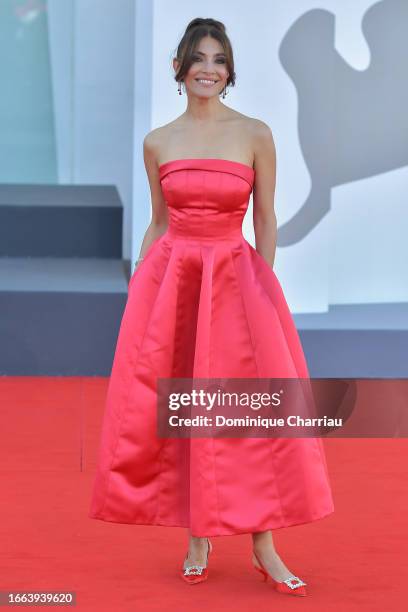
[252, 529, 298, 582]
[183, 529, 210, 569]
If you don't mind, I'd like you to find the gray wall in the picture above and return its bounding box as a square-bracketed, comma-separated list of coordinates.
[48, 0, 135, 259]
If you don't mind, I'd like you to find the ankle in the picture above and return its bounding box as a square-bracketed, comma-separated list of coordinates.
[189, 537, 208, 550]
[253, 540, 277, 554]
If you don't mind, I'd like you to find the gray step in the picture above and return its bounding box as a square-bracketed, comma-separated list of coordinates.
[0, 184, 123, 258]
[0, 257, 130, 375]
[294, 303, 408, 377]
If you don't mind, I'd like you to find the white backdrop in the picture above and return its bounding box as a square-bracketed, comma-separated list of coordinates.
[133, 0, 407, 313]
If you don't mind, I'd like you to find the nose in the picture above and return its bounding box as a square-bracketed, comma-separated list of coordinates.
[202, 59, 216, 71]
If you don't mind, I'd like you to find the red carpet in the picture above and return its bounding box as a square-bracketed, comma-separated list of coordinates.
[0, 377, 406, 611]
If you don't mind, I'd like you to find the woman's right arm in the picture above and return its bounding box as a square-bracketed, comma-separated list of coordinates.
[134, 130, 169, 270]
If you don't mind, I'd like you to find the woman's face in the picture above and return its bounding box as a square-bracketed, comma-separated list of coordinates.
[175, 36, 229, 99]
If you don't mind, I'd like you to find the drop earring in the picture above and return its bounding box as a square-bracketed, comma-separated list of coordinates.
[221, 83, 228, 99]
[178, 80, 184, 95]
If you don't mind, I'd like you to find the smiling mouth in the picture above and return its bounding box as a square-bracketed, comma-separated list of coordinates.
[195, 79, 219, 85]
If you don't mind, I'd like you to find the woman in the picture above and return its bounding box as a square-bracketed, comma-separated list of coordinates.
[89, 17, 334, 597]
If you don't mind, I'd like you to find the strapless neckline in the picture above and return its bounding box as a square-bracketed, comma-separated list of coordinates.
[158, 157, 255, 187]
[159, 157, 254, 171]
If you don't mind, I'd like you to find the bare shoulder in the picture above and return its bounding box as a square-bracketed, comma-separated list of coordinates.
[227, 110, 271, 134]
[227, 113, 275, 161]
[247, 118, 276, 173]
[143, 119, 182, 163]
[142, 124, 170, 169]
[248, 117, 275, 148]
[225, 109, 255, 132]
[143, 125, 166, 154]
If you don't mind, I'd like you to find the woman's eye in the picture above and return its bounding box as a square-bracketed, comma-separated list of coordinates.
[192, 57, 226, 64]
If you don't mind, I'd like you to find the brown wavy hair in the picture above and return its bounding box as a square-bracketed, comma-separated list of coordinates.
[174, 17, 236, 88]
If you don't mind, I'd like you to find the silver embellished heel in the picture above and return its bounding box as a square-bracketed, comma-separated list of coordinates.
[181, 538, 212, 584]
[252, 549, 307, 597]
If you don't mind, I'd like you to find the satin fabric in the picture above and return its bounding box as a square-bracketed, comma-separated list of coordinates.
[88, 158, 334, 536]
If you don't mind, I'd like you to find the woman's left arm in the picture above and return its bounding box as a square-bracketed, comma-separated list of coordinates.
[251, 119, 277, 269]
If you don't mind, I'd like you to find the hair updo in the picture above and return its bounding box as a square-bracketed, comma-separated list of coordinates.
[173, 17, 236, 88]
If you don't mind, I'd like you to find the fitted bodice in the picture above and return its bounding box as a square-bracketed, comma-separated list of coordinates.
[159, 158, 255, 242]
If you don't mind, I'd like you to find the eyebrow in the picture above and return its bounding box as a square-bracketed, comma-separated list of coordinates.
[194, 51, 226, 57]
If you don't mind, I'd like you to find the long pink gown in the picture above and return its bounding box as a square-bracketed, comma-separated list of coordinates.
[88, 158, 334, 536]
